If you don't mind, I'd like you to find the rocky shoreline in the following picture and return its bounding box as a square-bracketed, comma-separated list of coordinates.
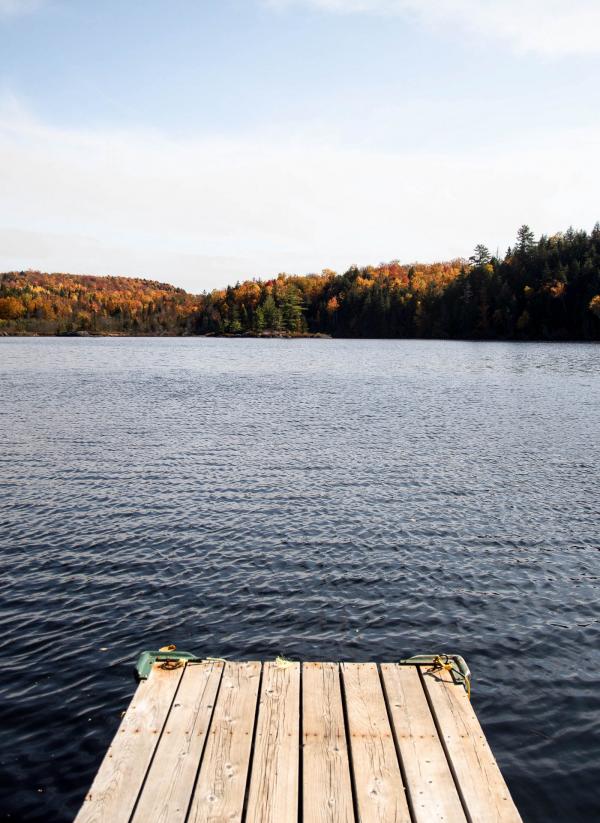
[0, 330, 332, 339]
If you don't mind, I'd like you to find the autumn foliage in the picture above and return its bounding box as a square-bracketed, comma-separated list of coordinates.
[0, 271, 199, 335]
[192, 224, 600, 340]
[2, 224, 600, 340]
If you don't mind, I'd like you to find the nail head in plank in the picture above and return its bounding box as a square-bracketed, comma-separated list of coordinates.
[341, 662, 410, 823]
[132, 660, 224, 823]
[381, 663, 466, 823]
[302, 662, 354, 823]
[245, 661, 300, 823]
[187, 661, 262, 823]
[422, 665, 522, 823]
[75, 662, 184, 823]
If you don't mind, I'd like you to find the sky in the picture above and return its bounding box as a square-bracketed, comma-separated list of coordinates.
[0, 0, 599, 292]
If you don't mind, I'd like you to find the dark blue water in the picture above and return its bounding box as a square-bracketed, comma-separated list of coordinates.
[0, 338, 598, 822]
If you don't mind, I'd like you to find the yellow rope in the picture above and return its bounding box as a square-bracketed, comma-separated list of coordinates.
[429, 655, 471, 699]
[160, 659, 185, 670]
[431, 654, 454, 672]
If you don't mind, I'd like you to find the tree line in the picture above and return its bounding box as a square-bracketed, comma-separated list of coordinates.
[2, 224, 600, 340]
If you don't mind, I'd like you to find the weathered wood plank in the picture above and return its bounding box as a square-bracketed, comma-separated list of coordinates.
[77, 658, 523, 823]
[341, 662, 410, 823]
[132, 660, 224, 823]
[75, 662, 184, 823]
[423, 665, 522, 823]
[187, 661, 262, 823]
[302, 662, 354, 823]
[245, 661, 300, 823]
[381, 663, 466, 823]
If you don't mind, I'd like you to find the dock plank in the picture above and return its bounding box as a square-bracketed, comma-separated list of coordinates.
[187, 661, 261, 823]
[76, 658, 523, 823]
[245, 661, 300, 823]
[302, 662, 354, 823]
[75, 662, 184, 823]
[423, 665, 522, 823]
[131, 660, 224, 823]
[381, 663, 466, 823]
[341, 662, 410, 823]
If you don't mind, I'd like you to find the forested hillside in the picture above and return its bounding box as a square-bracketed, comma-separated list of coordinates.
[194, 225, 600, 340]
[2, 225, 600, 339]
[0, 271, 199, 335]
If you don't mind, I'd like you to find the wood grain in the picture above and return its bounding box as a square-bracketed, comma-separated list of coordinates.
[245, 661, 300, 823]
[76, 659, 523, 823]
[132, 660, 224, 823]
[381, 663, 466, 823]
[187, 661, 261, 823]
[423, 665, 522, 823]
[75, 662, 183, 823]
[302, 662, 354, 823]
[341, 662, 410, 823]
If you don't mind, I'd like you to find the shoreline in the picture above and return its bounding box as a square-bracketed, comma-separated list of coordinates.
[1, 330, 597, 343]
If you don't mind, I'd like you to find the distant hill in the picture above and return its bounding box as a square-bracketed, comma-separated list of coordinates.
[0, 270, 200, 335]
[2, 224, 600, 339]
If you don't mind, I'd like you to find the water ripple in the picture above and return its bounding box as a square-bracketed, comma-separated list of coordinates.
[0, 338, 599, 822]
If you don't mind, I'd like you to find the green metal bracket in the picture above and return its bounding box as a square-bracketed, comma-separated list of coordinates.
[135, 649, 199, 681]
[399, 653, 472, 694]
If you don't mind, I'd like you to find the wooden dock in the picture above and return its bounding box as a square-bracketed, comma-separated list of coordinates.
[75, 657, 522, 823]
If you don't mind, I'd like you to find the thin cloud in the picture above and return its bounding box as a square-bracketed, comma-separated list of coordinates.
[0, 0, 46, 16]
[1, 98, 598, 291]
[267, 0, 600, 56]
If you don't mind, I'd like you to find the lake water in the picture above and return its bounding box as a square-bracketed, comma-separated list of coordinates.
[0, 337, 598, 822]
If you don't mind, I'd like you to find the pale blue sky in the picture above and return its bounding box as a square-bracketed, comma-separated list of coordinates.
[1, 0, 599, 290]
